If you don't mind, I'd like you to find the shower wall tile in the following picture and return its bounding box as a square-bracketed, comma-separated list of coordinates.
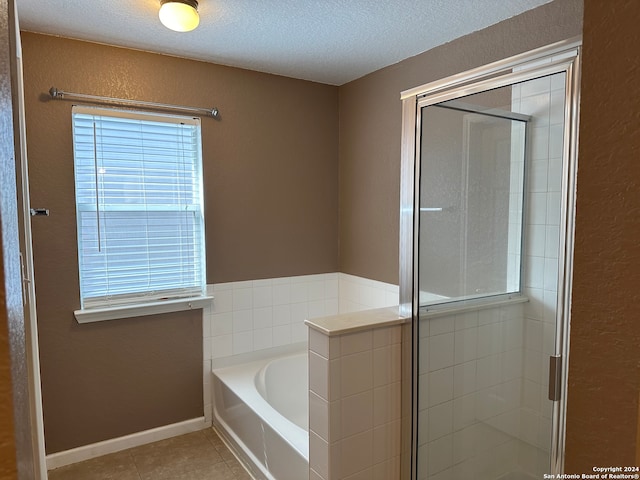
[520, 76, 551, 97]
[453, 361, 476, 398]
[340, 351, 373, 397]
[373, 382, 401, 427]
[211, 312, 232, 336]
[309, 328, 330, 357]
[253, 327, 273, 351]
[338, 273, 399, 313]
[373, 344, 401, 387]
[511, 71, 565, 474]
[202, 335, 212, 360]
[417, 302, 526, 480]
[310, 391, 330, 440]
[527, 224, 547, 257]
[232, 287, 253, 310]
[232, 331, 252, 354]
[454, 311, 478, 330]
[309, 351, 330, 399]
[428, 333, 454, 371]
[373, 325, 402, 348]
[293, 318, 310, 342]
[272, 324, 292, 346]
[309, 431, 331, 480]
[207, 272, 397, 363]
[211, 334, 232, 358]
[205, 274, 400, 476]
[427, 434, 453, 476]
[372, 457, 401, 480]
[308, 322, 402, 479]
[207, 273, 342, 360]
[428, 367, 454, 407]
[545, 225, 560, 258]
[546, 176, 563, 210]
[340, 330, 373, 355]
[202, 312, 211, 337]
[428, 401, 453, 441]
[429, 316, 455, 335]
[203, 359, 212, 414]
[341, 390, 373, 438]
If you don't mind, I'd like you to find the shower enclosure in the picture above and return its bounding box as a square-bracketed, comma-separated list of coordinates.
[399, 39, 581, 480]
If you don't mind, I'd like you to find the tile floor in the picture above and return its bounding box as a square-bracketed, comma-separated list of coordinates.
[47, 429, 253, 480]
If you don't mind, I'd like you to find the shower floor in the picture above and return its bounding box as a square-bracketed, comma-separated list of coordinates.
[47, 428, 252, 480]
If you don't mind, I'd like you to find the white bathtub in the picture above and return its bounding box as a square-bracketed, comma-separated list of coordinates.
[212, 348, 309, 480]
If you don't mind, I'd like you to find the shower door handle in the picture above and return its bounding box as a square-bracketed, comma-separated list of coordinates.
[19, 252, 31, 307]
[548, 355, 562, 401]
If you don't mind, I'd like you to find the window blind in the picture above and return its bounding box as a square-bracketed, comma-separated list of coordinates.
[72, 106, 206, 309]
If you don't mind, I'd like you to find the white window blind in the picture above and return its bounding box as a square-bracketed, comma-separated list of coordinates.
[72, 106, 206, 310]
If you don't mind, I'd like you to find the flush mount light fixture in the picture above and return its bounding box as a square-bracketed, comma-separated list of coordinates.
[159, 0, 200, 32]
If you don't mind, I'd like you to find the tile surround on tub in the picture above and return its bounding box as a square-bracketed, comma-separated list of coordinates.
[338, 273, 400, 314]
[202, 272, 400, 434]
[204, 273, 340, 359]
[204, 273, 399, 360]
[309, 324, 404, 480]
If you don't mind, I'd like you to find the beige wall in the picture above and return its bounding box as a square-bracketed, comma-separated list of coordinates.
[21, 33, 339, 453]
[565, 0, 640, 470]
[338, 0, 584, 285]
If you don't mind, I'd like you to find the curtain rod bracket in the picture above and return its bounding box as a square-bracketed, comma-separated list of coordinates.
[48, 87, 220, 120]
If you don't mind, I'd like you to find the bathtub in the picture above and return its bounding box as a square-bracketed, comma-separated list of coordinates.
[212, 347, 309, 480]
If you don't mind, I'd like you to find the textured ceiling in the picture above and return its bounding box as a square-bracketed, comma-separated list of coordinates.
[16, 0, 553, 85]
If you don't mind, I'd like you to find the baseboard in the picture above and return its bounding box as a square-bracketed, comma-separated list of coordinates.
[46, 416, 211, 471]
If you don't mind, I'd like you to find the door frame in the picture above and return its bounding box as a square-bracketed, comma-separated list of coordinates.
[7, 0, 48, 477]
[398, 37, 582, 479]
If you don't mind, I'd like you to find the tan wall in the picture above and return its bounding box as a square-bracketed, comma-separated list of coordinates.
[338, 0, 584, 285]
[21, 33, 339, 453]
[565, 0, 640, 470]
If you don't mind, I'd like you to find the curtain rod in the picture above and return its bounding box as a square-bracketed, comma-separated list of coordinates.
[48, 87, 220, 119]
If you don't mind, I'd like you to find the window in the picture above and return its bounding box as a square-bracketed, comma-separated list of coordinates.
[72, 106, 206, 315]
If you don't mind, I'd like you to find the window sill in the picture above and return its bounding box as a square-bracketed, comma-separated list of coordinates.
[74, 296, 213, 324]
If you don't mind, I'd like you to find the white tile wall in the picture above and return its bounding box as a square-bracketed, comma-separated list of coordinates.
[514, 66, 565, 475]
[338, 273, 400, 313]
[309, 324, 402, 480]
[205, 272, 399, 361]
[417, 303, 526, 480]
[417, 66, 565, 479]
[203, 272, 400, 436]
[204, 273, 338, 359]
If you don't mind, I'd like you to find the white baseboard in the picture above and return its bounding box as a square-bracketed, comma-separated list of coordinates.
[46, 416, 211, 471]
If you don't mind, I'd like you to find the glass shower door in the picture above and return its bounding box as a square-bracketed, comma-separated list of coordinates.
[413, 69, 573, 480]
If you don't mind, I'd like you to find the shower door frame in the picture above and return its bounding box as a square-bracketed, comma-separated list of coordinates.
[399, 37, 582, 480]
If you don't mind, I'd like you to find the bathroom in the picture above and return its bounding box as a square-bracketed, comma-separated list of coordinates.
[2, 0, 639, 479]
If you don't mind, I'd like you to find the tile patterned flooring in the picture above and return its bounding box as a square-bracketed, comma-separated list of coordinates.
[48, 429, 253, 480]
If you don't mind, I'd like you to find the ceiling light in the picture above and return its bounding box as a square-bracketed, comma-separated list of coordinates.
[159, 0, 200, 32]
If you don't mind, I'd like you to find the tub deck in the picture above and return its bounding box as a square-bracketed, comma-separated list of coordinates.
[212, 347, 309, 480]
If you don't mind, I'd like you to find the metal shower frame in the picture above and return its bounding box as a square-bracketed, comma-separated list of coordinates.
[398, 37, 582, 479]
